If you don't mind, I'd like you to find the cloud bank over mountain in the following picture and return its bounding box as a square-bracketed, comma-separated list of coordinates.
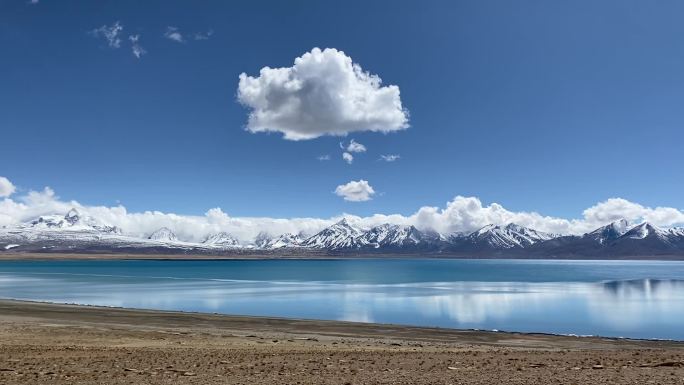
[0, 176, 682, 242]
[237, 47, 409, 140]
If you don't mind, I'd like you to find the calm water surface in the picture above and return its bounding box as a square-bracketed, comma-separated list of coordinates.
[1, 259, 683, 340]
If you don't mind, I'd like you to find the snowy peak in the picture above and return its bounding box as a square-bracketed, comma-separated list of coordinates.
[64, 208, 81, 225]
[332, 218, 355, 229]
[148, 227, 178, 242]
[302, 218, 364, 249]
[299, 221, 445, 250]
[30, 209, 83, 229]
[609, 219, 630, 234]
[623, 222, 669, 241]
[27, 208, 121, 234]
[585, 221, 684, 254]
[584, 220, 683, 246]
[265, 233, 304, 249]
[359, 224, 438, 248]
[468, 223, 556, 249]
[587, 219, 630, 244]
[30, 214, 73, 229]
[253, 232, 273, 248]
[203, 232, 240, 247]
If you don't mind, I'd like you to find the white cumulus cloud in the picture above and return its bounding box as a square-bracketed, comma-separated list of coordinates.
[582, 198, 684, 228]
[342, 152, 354, 164]
[237, 47, 409, 140]
[0, 177, 16, 198]
[335, 180, 375, 202]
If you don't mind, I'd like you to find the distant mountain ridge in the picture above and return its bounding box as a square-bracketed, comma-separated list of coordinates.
[1, 209, 684, 258]
[459, 223, 558, 250]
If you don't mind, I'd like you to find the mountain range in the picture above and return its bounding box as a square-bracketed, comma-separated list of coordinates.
[1, 209, 684, 258]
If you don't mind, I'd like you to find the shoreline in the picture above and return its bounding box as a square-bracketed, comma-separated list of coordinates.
[1, 298, 683, 349]
[1, 299, 683, 384]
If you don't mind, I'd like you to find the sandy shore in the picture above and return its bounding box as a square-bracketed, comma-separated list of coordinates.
[0, 300, 683, 384]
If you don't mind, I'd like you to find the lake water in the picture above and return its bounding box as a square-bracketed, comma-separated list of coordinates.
[1, 259, 683, 340]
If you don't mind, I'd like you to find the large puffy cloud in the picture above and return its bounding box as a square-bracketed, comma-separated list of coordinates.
[1, 182, 684, 243]
[0, 177, 16, 198]
[335, 180, 375, 202]
[237, 47, 409, 140]
[582, 198, 684, 227]
[408, 196, 578, 235]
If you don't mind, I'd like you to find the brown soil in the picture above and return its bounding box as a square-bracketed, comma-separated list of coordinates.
[0, 300, 683, 384]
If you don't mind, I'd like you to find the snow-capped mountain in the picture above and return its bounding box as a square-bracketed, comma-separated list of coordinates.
[27, 208, 121, 234]
[531, 221, 684, 258]
[607, 222, 684, 253]
[462, 223, 557, 249]
[253, 232, 273, 249]
[203, 232, 240, 248]
[356, 224, 442, 249]
[264, 233, 305, 249]
[623, 222, 670, 241]
[0, 210, 199, 253]
[585, 219, 630, 245]
[301, 218, 365, 249]
[147, 227, 178, 242]
[2, 209, 684, 258]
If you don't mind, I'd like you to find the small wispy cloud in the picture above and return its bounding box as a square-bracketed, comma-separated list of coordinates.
[379, 154, 400, 162]
[129, 35, 146, 59]
[317, 155, 331, 161]
[164, 26, 184, 43]
[194, 30, 214, 41]
[91, 21, 123, 48]
[28, 0, 39, 5]
[339, 139, 364, 165]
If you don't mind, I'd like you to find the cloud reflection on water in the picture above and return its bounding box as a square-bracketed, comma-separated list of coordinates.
[1, 273, 683, 339]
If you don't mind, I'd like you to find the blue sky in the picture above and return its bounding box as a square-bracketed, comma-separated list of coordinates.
[1, 0, 683, 222]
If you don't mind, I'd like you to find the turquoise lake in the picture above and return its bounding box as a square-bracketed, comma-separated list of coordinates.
[1, 259, 683, 340]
